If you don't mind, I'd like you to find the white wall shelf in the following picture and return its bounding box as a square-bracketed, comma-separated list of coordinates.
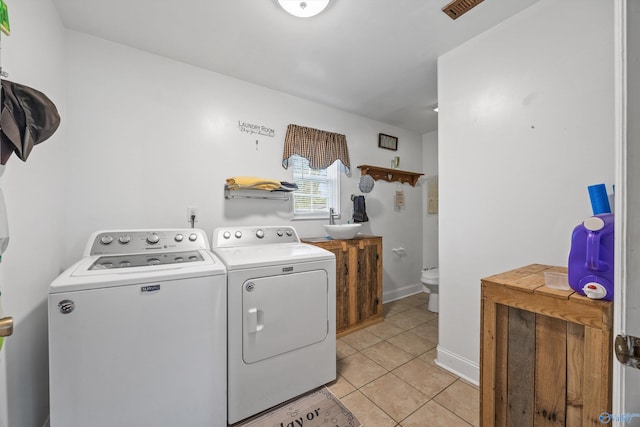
[224, 185, 291, 201]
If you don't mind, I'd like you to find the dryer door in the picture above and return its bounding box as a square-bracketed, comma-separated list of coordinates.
[242, 270, 328, 364]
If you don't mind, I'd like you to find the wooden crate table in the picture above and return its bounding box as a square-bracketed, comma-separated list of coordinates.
[480, 264, 613, 427]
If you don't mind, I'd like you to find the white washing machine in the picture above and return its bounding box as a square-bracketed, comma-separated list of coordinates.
[48, 229, 227, 427]
[211, 226, 336, 424]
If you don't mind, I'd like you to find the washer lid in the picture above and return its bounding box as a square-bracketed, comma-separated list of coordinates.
[88, 251, 204, 270]
[69, 250, 223, 277]
[49, 250, 226, 294]
[213, 243, 334, 270]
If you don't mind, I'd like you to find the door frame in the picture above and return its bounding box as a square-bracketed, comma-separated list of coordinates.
[613, 0, 628, 416]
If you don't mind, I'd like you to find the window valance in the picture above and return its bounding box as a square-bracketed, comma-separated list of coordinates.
[282, 124, 351, 174]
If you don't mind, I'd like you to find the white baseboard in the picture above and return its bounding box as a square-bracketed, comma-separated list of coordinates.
[382, 283, 424, 303]
[435, 345, 480, 386]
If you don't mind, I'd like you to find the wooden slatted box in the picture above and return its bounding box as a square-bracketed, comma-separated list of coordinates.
[480, 264, 613, 426]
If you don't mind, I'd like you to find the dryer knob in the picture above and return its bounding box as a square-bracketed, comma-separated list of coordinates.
[223, 231, 231, 239]
[188, 233, 198, 242]
[147, 233, 160, 244]
[256, 229, 265, 239]
[118, 235, 131, 244]
[235, 231, 243, 239]
[174, 233, 184, 242]
[100, 235, 114, 245]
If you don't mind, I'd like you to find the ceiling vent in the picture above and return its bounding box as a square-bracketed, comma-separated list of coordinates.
[442, 0, 485, 20]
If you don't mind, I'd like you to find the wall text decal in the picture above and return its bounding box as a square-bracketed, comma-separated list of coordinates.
[238, 121, 275, 137]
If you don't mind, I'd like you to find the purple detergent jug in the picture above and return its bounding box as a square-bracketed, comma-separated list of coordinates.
[568, 213, 614, 301]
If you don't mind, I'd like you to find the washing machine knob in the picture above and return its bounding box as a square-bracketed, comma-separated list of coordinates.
[100, 235, 114, 245]
[188, 233, 198, 242]
[235, 231, 243, 239]
[118, 235, 131, 244]
[256, 229, 265, 239]
[147, 233, 160, 244]
[223, 231, 231, 239]
[277, 230, 284, 237]
[174, 233, 184, 242]
[286, 230, 293, 236]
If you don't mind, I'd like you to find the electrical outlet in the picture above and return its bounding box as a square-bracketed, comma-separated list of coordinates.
[187, 206, 198, 223]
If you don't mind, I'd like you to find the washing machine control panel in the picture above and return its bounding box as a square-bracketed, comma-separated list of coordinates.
[213, 226, 299, 248]
[87, 229, 209, 256]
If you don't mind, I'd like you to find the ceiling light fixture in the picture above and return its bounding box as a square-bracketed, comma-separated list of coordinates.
[277, 0, 330, 18]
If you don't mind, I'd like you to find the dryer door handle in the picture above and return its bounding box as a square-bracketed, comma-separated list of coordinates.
[247, 308, 264, 334]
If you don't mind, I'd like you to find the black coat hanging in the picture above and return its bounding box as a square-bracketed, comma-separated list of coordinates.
[0, 79, 60, 165]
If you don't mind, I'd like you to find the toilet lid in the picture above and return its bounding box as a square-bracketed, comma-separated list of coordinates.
[422, 268, 439, 280]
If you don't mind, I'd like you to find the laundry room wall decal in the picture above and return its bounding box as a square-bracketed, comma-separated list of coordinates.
[238, 120, 275, 137]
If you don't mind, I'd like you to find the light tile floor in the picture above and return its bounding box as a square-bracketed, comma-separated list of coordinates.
[328, 292, 479, 427]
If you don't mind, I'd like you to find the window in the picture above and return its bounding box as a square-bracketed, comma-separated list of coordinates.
[291, 155, 340, 219]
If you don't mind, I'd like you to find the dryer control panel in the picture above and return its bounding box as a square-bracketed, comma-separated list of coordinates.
[86, 229, 209, 256]
[212, 226, 300, 248]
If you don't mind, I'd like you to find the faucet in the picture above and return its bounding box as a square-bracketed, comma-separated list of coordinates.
[329, 208, 340, 225]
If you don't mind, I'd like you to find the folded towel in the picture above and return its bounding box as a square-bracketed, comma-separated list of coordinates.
[353, 195, 369, 223]
[226, 176, 281, 191]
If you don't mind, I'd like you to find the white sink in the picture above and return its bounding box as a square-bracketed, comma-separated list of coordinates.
[324, 224, 361, 240]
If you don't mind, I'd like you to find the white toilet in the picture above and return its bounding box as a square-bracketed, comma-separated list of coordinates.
[421, 268, 440, 313]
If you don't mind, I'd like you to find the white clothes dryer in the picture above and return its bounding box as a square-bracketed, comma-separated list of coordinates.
[48, 229, 227, 427]
[211, 226, 336, 424]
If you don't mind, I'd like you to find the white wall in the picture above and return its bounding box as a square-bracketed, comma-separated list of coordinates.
[63, 31, 425, 299]
[437, 0, 614, 383]
[422, 131, 438, 270]
[0, 0, 66, 426]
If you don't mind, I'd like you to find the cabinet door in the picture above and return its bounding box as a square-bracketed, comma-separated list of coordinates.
[323, 246, 350, 332]
[355, 240, 382, 322]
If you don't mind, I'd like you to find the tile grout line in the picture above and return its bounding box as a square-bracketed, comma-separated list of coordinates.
[334, 293, 477, 426]
[341, 342, 439, 424]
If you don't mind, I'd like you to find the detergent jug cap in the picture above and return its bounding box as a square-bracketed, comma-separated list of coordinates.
[584, 216, 605, 231]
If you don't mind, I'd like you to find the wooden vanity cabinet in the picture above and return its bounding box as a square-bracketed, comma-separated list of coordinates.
[302, 235, 383, 337]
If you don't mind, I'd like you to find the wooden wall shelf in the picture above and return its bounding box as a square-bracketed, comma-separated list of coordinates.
[357, 164, 424, 186]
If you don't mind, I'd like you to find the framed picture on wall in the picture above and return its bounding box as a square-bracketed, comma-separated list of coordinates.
[378, 133, 398, 151]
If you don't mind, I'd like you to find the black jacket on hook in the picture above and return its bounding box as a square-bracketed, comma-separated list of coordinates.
[0, 79, 60, 165]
